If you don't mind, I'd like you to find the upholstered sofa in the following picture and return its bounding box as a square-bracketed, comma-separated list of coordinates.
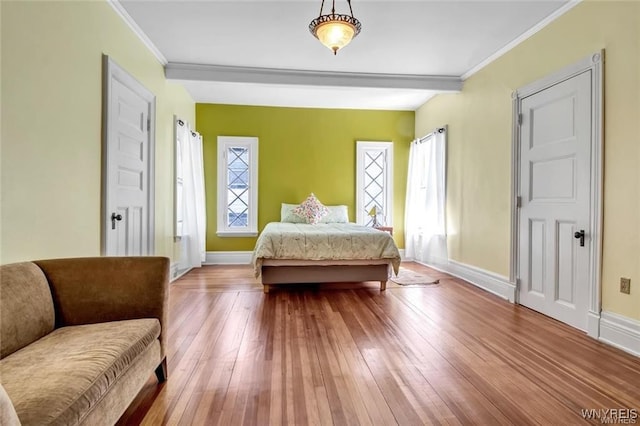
[0, 257, 169, 425]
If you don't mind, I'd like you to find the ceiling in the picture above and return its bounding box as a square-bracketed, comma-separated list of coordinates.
[118, 0, 570, 110]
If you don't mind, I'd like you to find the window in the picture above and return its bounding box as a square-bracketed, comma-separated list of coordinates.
[217, 136, 258, 236]
[356, 141, 393, 226]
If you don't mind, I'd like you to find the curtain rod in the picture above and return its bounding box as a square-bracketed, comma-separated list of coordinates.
[177, 118, 199, 137]
[416, 127, 445, 143]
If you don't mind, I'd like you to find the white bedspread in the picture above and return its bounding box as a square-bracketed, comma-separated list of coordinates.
[252, 222, 401, 277]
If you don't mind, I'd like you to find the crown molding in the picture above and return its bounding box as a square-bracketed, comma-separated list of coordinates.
[461, 0, 582, 81]
[106, 0, 580, 91]
[165, 63, 463, 92]
[107, 0, 168, 66]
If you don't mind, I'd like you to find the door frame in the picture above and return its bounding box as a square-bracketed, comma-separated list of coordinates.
[510, 51, 604, 338]
[101, 55, 156, 255]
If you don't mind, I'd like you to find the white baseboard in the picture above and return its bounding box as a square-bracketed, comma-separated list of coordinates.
[170, 262, 178, 279]
[170, 262, 192, 282]
[414, 259, 640, 356]
[204, 251, 253, 265]
[398, 259, 639, 357]
[412, 258, 516, 302]
[599, 311, 640, 357]
[170, 263, 179, 282]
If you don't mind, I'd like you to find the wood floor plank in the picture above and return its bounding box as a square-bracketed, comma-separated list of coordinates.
[117, 263, 640, 425]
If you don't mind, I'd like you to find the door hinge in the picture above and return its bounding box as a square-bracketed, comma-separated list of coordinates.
[147, 119, 151, 131]
[516, 196, 522, 208]
[517, 113, 523, 126]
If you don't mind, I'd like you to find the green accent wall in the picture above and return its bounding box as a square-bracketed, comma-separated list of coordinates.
[197, 104, 414, 251]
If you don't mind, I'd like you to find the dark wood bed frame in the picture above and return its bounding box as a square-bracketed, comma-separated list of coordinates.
[260, 264, 389, 293]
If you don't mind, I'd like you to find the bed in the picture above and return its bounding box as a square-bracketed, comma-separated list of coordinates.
[252, 222, 401, 293]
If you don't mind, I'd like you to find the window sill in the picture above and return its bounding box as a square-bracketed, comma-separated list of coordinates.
[217, 231, 258, 238]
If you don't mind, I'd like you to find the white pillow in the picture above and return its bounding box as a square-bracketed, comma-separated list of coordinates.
[319, 205, 349, 223]
[280, 203, 306, 223]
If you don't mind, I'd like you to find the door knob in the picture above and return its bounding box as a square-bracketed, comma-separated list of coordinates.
[111, 212, 123, 230]
[574, 229, 585, 247]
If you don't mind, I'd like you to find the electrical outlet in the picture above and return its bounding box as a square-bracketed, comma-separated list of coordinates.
[620, 277, 631, 294]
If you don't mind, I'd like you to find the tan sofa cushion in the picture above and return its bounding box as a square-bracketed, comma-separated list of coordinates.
[0, 262, 55, 359]
[0, 318, 160, 426]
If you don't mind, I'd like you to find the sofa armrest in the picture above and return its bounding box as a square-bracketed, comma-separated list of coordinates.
[34, 257, 169, 358]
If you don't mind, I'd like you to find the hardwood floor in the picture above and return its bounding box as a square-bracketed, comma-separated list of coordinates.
[117, 263, 640, 425]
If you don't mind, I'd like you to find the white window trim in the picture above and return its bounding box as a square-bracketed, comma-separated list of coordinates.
[217, 136, 259, 237]
[356, 141, 393, 226]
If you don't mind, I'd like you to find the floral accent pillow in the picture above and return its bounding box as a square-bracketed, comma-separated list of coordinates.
[293, 193, 329, 224]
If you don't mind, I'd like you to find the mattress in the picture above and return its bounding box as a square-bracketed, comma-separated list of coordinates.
[252, 222, 401, 277]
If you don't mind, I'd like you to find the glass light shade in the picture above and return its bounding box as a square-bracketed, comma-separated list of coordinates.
[315, 21, 356, 54]
[309, 11, 361, 55]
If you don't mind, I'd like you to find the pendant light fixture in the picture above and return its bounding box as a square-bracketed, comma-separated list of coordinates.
[309, 0, 361, 55]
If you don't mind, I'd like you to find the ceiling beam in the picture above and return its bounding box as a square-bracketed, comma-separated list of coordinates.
[165, 63, 463, 92]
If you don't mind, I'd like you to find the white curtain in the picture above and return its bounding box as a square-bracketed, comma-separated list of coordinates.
[404, 127, 447, 266]
[177, 121, 206, 269]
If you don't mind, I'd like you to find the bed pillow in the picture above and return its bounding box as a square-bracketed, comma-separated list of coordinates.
[319, 205, 349, 223]
[280, 203, 307, 223]
[293, 193, 329, 224]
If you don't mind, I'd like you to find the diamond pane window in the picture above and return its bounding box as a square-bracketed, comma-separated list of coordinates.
[227, 147, 249, 227]
[356, 142, 393, 227]
[363, 151, 386, 226]
[217, 137, 258, 236]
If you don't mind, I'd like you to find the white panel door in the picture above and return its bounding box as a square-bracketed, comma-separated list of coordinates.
[518, 71, 592, 331]
[103, 57, 155, 256]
